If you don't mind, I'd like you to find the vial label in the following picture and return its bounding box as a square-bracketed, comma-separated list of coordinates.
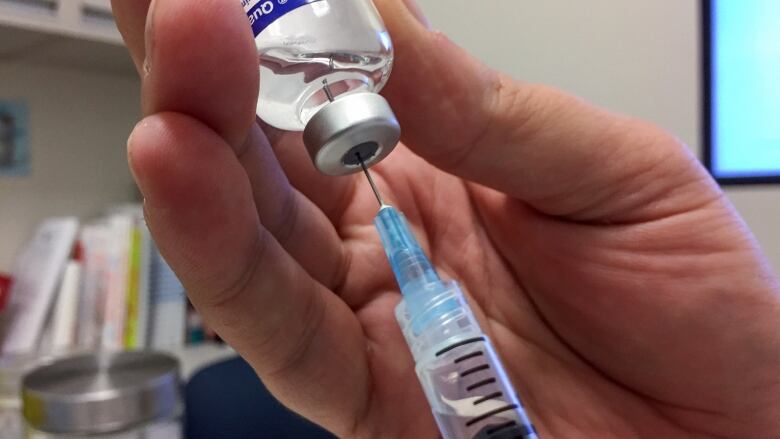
[243, 0, 324, 37]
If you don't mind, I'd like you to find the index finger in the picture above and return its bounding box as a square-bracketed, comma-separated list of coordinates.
[129, 112, 371, 435]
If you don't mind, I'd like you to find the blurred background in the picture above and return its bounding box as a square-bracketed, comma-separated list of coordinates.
[2, 1, 778, 274]
[0, 0, 777, 437]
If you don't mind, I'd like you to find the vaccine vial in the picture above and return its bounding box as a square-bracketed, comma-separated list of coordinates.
[243, 0, 400, 175]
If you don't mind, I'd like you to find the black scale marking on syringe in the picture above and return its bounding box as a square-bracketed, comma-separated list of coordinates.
[473, 392, 504, 405]
[467, 378, 497, 392]
[436, 337, 537, 438]
[435, 337, 486, 356]
[474, 420, 537, 439]
[454, 351, 485, 363]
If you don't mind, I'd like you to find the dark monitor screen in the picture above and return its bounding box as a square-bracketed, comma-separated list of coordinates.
[703, 0, 780, 184]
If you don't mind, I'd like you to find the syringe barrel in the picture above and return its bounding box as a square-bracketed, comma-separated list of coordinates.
[375, 206, 537, 438]
[395, 282, 538, 439]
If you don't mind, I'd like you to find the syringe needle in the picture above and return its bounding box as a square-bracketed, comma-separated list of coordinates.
[322, 78, 335, 102]
[356, 152, 385, 207]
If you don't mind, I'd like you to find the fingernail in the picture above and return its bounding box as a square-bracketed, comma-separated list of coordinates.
[402, 0, 431, 29]
[142, 57, 152, 76]
[143, 0, 158, 77]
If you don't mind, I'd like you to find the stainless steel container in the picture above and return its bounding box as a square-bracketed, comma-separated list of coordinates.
[22, 351, 181, 438]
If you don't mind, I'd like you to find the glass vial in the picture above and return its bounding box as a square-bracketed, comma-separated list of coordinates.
[243, 0, 400, 175]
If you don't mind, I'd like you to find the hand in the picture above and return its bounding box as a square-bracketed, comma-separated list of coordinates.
[113, 0, 780, 437]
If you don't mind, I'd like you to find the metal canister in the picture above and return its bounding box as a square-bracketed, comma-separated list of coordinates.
[22, 351, 181, 438]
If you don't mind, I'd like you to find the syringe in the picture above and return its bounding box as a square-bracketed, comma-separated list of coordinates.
[357, 155, 539, 439]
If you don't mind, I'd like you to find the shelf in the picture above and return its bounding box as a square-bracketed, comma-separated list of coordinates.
[0, 0, 121, 45]
[0, 23, 135, 76]
[0, 0, 135, 76]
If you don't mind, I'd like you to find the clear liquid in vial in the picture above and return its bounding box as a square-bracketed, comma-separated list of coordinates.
[250, 0, 393, 131]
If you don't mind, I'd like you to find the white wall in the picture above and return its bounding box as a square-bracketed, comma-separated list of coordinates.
[0, 62, 140, 271]
[417, 0, 780, 273]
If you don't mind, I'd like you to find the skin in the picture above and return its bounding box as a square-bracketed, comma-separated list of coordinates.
[112, 0, 780, 437]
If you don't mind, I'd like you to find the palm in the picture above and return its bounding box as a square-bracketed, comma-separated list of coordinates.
[311, 144, 734, 438]
[322, 136, 780, 437]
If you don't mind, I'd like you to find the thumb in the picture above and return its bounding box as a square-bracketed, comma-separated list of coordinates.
[376, 0, 720, 223]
